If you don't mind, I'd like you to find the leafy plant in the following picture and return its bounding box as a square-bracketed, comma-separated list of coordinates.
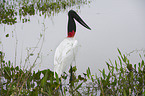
[97, 48, 145, 96]
[0, 0, 91, 25]
[1, 49, 145, 95]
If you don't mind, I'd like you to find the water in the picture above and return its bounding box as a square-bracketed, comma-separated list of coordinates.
[0, 0, 145, 75]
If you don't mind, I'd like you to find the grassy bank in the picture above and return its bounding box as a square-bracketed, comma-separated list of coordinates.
[0, 49, 145, 96]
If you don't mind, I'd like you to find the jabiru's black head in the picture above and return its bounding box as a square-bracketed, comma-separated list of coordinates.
[67, 10, 91, 37]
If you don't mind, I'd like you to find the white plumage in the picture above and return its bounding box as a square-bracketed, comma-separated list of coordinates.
[53, 10, 91, 78]
[54, 38, 78, 77]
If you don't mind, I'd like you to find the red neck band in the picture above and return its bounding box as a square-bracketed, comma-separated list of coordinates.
[67, 30, 75, 37]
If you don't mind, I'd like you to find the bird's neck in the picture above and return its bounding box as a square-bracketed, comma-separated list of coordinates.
[67, 16, 76, 38]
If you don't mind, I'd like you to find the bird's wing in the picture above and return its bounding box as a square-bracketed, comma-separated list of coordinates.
[54, 39, 78, 77]
[54, 39, 78, 65]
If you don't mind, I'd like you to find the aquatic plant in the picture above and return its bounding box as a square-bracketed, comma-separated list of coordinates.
[0, 49, 145, 95]
[0, 0, 91, 25]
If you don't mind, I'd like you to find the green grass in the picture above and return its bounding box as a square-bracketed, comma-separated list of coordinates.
[0, 49, 145, 96]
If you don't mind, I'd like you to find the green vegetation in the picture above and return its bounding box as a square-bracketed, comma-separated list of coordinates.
[0, 49, 145, 95]
[98, 49, 145, 96]
[0, 0, 91, 25]
[1, 0, 145, 95]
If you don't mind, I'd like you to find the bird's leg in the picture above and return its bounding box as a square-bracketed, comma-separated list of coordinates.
[54, 77, 63, 95]
[69, 65, 74, 95]
[59, 77, 63, 96]
[70, 65, 73, 83]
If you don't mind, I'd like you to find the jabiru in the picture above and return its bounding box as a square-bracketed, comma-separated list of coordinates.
[54, 10, 91, 78]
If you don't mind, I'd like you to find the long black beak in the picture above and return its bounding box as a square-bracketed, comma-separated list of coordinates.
[69, 10, 91, 30]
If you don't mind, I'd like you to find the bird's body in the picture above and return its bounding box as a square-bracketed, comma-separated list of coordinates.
[54, 10, 91, 78]
[54, 38, 78, 77]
